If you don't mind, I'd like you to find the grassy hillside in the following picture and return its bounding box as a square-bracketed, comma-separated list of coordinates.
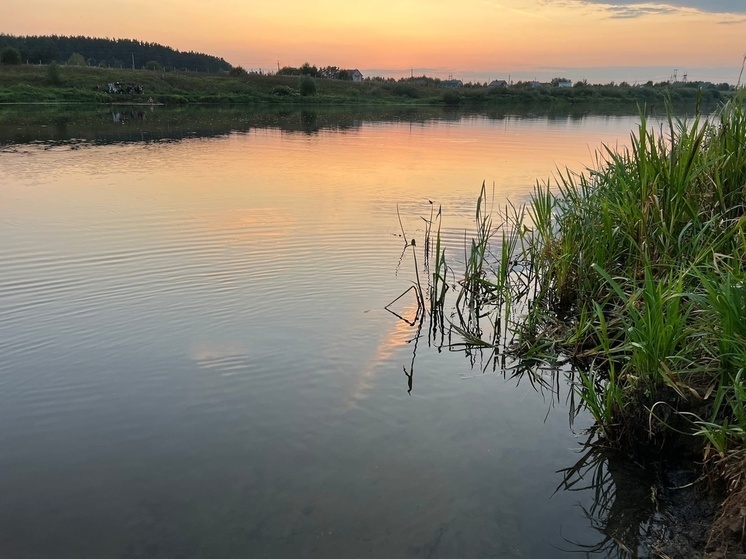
[0, 64, 733, 107]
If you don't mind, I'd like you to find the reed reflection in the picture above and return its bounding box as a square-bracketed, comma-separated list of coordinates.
[555, 436, 663, 558]
[388, 180, 674, 558]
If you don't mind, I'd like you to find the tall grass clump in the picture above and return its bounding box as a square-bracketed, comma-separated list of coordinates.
[423, 97, 745, 469]
[512, 98, 746, 462]
[392, 96, 746, 552]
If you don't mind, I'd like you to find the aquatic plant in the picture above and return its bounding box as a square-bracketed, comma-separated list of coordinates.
[390, 92, 746, 554]
[518, 99, 746, 460]
[397, 97, 746, 536]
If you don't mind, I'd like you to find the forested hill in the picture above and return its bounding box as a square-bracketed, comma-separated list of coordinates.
[0, 34, 233, 72]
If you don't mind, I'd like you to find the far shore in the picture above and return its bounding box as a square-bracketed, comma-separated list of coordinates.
[0, 64, 732, 107]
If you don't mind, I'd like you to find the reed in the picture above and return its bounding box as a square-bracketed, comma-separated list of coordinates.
[418, 96, 746, 469]
[428, 204, 449, 325]
[453, 183, 498, 338]
[516, 99, 746, 550]
[391, 95, 746, 553]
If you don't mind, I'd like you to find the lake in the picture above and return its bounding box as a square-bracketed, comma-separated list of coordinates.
[0, 105, 668, 558]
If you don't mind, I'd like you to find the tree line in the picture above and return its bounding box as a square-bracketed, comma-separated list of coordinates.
[0, 34, 232, 73]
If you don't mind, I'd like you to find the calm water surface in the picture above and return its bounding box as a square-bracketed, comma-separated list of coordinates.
[0, 107, 658, 558]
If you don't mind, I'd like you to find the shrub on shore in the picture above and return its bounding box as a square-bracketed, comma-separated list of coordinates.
[299, 74, 317, 97]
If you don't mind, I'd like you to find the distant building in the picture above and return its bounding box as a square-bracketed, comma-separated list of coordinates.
[556, 79, 573, 88]
[346, 69, 363, 82]
[488, 79, 508, 88]
[530, 81, 551, 88]
[441, 79, 463, 88]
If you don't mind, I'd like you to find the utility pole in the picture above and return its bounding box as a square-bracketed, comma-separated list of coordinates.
[131, 53, 135, 70]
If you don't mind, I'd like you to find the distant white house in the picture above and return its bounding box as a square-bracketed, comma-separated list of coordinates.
[441, 79, 463, 88]
[488, 79, 508, 88]
[556, 79, 573, 88]
[346, 69, 363, 82]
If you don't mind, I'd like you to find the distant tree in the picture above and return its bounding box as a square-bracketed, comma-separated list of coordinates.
[338, 69, 349, 81]
[229, 65, 247, 76]
[67, 52, 86, 66]
[0, 33, 232, 72]
[146, 60, 162, 71]
[299, 62, 317, 77]
[0, 46, 21, 65]
[278, 66, 299, 76]
[550, 77, 569, 86]
[319, 66, 339, 79]
[30, 38, 58, 64]
[299, 74, 317, 96]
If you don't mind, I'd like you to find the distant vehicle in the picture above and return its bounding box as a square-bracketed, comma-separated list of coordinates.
[107, 82, 144, 94]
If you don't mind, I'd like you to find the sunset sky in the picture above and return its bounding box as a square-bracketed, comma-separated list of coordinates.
[3, 0, 745, 83]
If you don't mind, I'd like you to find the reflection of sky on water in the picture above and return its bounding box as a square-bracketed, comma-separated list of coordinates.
[0, 110, 664, 557]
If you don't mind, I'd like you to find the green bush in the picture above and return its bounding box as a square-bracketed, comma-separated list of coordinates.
[146, 60, 162, 71]
[271, 85, 295, 96]
[299, 75, 317, 97]
[0, 47, 21, 65]
[442, 90, 461, 105]
[67, 53, 86, 66]
[392, 83, 419, 98]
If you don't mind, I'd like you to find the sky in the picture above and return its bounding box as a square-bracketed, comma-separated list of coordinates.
[3, 0, 746, 84]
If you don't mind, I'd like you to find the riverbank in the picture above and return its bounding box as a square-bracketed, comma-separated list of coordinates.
[0, 64, 732, 108]
[431, 97, 746, 556]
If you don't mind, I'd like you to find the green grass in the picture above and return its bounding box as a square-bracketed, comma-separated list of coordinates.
[519, 97, 746, 465]
[390, 98, 746, 550]
[417, 95, 746, 471]
[0, 64, 732, 107]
